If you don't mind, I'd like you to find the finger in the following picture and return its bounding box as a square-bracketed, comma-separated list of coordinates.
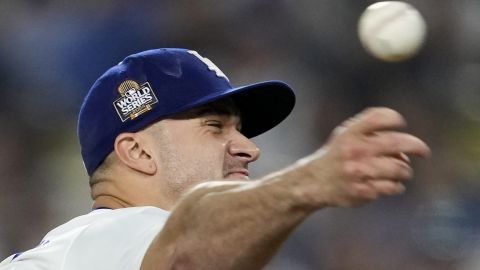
[347, 107, 407, 135]
[351, 181, 380, 202]
[346, 156, 413, 182]
[396, 152, 410, 164]
[350, 180, 405, 202]
[366, 131, 431, 158]
[367, 180, 406, 196]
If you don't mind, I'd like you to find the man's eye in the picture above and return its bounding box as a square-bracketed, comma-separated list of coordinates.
[206, 120, 223, 128]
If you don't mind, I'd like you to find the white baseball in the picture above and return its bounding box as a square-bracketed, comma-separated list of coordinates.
[358, 1, 427, 62]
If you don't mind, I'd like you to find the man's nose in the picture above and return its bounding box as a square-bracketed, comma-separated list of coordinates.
[227, 131, 260, 163]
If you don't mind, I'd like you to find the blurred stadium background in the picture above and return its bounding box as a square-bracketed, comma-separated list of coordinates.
[0, 0, 479, 269]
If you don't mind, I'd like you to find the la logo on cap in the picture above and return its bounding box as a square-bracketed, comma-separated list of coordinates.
[188, 50, 229, 81]
[113, 80, 159, 122]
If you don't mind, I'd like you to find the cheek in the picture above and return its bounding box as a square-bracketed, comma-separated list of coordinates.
[192, 141, 227, 168]
[192, 142, 226, 179]
[174, 139, 227, 178]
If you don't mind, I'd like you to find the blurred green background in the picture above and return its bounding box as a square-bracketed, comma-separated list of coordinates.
[0, 1, 479, 269]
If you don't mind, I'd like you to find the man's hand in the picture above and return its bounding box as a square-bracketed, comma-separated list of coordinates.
[293, 107, 431, 208]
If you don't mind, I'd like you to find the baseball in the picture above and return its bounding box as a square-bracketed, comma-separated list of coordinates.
[358, 1, 427, 62]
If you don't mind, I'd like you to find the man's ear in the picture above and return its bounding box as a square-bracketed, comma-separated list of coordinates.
[114, 133, 157, 175]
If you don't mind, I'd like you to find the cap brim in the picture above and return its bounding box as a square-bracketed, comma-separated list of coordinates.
[226, 81, 295, 138]
[156, 80, 295, 138]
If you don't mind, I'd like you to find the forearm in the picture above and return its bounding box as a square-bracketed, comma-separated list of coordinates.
[141, 108, 431, 270]
[141, 165, 315, 270]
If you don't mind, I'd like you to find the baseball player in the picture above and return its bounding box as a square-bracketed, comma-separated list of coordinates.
[0, 48, 430, 270]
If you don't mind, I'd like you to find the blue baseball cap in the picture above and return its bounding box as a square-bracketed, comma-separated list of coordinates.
[78, 48, 295, 176]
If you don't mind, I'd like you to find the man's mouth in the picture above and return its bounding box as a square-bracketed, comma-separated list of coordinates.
[225, 169, 250, 180]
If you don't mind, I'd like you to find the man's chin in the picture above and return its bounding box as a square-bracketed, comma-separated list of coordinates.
[225, 173, 250, 181]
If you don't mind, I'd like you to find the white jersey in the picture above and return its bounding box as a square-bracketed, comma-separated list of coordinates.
[0, 206, 169, 270]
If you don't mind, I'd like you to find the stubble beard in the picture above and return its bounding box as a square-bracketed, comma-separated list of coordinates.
[157, 141, 223, 203]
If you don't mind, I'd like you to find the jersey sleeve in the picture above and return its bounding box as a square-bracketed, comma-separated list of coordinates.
[61, 207, 168, 270]
[0, 255, 43, 270]
[0, 207, 169, 270]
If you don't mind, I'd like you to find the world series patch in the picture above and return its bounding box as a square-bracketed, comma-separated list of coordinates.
[113, 80, 158, 122]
